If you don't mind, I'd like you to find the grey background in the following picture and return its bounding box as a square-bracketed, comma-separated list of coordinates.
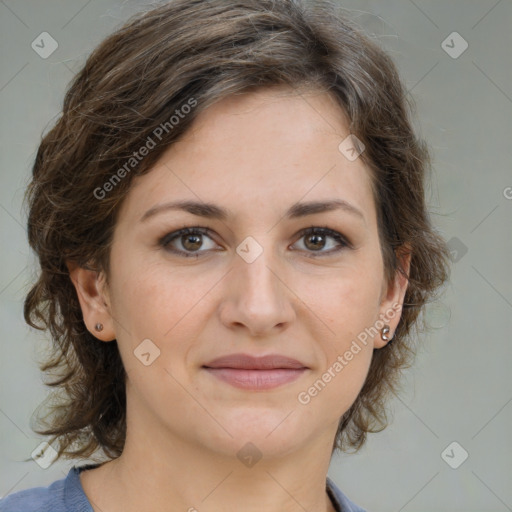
[1, 1, 511, 511]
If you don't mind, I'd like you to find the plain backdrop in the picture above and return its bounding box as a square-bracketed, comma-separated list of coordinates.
[0, 1, 511, 511]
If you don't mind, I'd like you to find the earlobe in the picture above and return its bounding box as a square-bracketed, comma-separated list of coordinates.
[66, 261, 116, 342]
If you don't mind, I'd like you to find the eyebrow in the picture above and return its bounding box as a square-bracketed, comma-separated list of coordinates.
[140, 198, 365, 223]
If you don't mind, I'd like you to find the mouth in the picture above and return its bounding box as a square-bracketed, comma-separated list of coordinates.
[202, 353, 309, 390]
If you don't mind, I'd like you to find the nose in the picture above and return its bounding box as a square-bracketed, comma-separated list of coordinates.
[218, 243, 296, 337]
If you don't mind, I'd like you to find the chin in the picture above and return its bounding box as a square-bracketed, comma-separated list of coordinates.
[202, 406, 311, 456]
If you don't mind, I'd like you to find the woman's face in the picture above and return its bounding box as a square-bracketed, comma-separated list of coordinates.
[84, 86, 409, 459]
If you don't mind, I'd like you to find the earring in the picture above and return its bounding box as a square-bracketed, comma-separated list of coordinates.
[95, 323, 104, 332]
[381, 324, 393, 342]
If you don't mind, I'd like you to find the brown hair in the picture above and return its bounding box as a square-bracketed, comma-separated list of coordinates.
[23, 0, 450, 463]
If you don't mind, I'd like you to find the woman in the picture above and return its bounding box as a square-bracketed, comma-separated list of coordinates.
[0, 0, 450, 510]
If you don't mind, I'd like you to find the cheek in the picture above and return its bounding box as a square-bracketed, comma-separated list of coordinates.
[109, 256, 207, 335]
[336, 273, 382, 336]
[298, 350, 373, 430]
[298, 259, 383, 339]
[107, 255, 224, 379]
[297, 275, 377, 419]
[293, 262, 381, 412]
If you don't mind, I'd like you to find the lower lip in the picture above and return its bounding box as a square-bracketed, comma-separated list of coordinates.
[203, 368, 307, 390]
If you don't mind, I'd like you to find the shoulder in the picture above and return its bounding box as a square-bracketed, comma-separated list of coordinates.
[327, 476, 368, 512]
[0, 475, 66, 512]
[0, 465, 94, 512]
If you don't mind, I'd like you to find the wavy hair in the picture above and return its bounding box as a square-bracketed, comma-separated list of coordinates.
[23, 0, 451, 463]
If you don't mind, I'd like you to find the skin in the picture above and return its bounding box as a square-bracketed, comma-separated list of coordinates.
[69, 85, 410, 512]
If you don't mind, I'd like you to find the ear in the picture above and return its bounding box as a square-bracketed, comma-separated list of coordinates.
[373, 244, 412, 349]
[66, 261, 116, 342]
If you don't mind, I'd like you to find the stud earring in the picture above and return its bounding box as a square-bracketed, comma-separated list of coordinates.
[95, 323, 104, 332]
[381, 324, 393, 342]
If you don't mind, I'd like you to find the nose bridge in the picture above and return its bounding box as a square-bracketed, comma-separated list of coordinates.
[235, 237, 283, 306]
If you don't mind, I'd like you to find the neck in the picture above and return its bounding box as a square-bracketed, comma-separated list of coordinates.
[114, 442, 336, 512]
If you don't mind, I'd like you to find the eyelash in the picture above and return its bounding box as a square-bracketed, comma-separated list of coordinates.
[159, 226, 351, 259]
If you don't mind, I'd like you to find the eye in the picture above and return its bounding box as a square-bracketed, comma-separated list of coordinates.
[159, 227, 219, 258]
[292, 226, 351, 257]
[159, 225, 351, 259]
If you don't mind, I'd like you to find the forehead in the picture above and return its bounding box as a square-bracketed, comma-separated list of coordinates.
[120, 86, 376, 226]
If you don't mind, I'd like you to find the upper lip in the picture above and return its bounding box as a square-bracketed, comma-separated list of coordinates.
[203, 353, 308, 370]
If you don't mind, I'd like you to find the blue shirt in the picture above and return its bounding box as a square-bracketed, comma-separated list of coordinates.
[0, 464, 367, 511]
